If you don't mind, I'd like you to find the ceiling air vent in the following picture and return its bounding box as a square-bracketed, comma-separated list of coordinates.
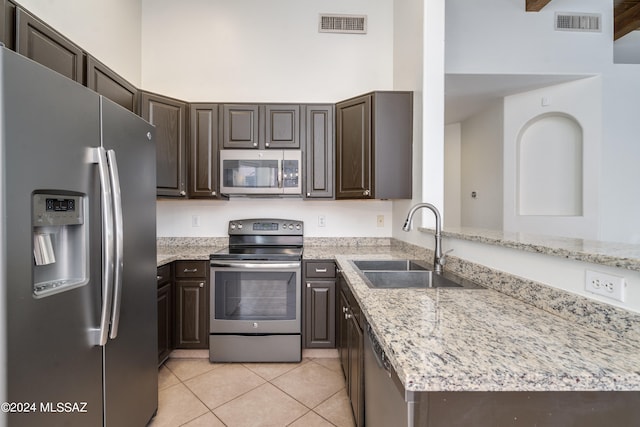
[555, 12, 601, 32]
[319, 14, 367, 34]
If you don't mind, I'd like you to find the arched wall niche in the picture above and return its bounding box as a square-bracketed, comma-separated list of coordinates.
[516, 112, 583, 217]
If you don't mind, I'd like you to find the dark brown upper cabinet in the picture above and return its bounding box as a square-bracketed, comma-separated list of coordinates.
[188, 103, 220, 198]
[222, 104, 259, 148]
[336, 91, 413, 200]
[0, 0, 16, 51]
[304, 104, 335, 199]
[86, 55, 137, 112]
[140, 91, 187, 197]
[222, 104, 300, 149]
[265, 104, 300, 148]
[16, 7, 84, 83]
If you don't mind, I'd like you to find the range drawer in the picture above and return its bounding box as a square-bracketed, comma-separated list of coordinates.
[175, 260, 208, 278]
[305, 261, 336, 278]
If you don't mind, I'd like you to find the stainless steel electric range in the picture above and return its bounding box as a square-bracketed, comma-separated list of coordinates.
[209, 218, 303, 362]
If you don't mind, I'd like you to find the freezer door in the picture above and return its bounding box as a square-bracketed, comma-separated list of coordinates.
[100, 97, 158, 427]
[1, 49, 103, 426]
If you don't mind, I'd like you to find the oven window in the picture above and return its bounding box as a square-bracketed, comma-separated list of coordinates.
[214, 271, 297, 320]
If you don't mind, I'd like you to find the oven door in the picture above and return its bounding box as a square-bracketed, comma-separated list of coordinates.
[210, 261, 301, 334]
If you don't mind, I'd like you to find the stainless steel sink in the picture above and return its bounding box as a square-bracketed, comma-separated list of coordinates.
[351, 259, 484, 289]
[351, 259, 429, 271]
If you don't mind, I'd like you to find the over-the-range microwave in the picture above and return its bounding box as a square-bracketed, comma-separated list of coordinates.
[219, 149, 301, 196]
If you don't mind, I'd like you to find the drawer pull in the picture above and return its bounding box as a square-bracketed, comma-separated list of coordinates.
[157, 275, 163, 281]
[183, 268, 198, 273]
[314, 268, 327, 273]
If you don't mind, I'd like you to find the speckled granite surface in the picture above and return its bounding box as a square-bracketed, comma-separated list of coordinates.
[432, 227, 640, 272]
[156, 237, 227, 266]
[157, 237, 640, 392]
[336, 251, 640, 392]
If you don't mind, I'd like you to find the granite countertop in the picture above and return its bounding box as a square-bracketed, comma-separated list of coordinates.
[157, 240, 640, 393]
[432, 227, 640, 272]
[333, 251, 640, 393]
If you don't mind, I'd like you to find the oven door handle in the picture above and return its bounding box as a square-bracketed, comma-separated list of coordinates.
[211, 261, 301, 269]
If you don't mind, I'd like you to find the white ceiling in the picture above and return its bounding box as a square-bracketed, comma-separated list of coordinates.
[444, 74, 592, 124]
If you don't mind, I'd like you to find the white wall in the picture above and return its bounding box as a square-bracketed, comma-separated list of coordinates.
[459, 101, 503, 229]
[141, 0, 398, 238]
[444, 0, 640, 244]
[391, 0, 424, 238]
[394, 0, 640, 314]
[444, 123, 461, 228]
[445, 0, 611, 74]
[157, 199, 393, 237]
[614, 31, 640, 64]
[503, 77, 601, 239]
[18, 0, 143, 86]
[140, 0, 394, 102]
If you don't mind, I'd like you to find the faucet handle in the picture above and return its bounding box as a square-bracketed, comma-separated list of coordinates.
[438, 249, 454, 267]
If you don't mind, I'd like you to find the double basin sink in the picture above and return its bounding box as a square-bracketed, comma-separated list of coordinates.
[351, 259, 484, 289]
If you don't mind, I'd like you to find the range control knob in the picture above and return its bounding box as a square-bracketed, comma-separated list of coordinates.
[295, 224, 301, 230]
[230, 223, 236, 230]
[238, 224, 243, 229]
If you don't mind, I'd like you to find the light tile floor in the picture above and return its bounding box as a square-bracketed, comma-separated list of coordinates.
[149, 350, 355, 427]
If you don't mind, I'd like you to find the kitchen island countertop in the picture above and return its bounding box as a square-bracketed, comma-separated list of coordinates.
[331, 250, 640, 393]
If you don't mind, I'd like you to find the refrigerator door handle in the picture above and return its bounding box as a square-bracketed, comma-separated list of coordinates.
[106, 149, 124, 339]
[90, 146, 115, 346]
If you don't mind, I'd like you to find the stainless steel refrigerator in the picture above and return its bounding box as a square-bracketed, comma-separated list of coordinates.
[0, 47, 158, 426]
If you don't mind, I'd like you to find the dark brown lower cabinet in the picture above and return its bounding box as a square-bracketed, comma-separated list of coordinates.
[174, 261, 209, 349]
[304, 261, 337, 348]
[338, 272, 364, 427]
[157, 264, 173, 366]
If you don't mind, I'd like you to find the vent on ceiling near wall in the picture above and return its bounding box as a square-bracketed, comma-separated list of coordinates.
[555, 12, 602, 32]
[319, 14, 367, 34]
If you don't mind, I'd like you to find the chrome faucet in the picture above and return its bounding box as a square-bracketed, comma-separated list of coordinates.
[402, 203, 445, 274]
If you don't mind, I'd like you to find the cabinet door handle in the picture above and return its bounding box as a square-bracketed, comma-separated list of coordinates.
[180, 190, 186, 196]
[183, 268, 198, 273]
[315, 268, 327, 273]
[306, 283, 311, 288]
[345, 313, 352, 320]
[199, 282, 204, 288]
[157, 275, 163, 281]
[363, 189, 370, 196]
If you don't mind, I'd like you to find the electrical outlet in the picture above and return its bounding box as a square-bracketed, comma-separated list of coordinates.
[318, 215, 326, 227]
[585, 270, 626, 302]
[191, 215, 200, 227]
[376, 215, 384, 227]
